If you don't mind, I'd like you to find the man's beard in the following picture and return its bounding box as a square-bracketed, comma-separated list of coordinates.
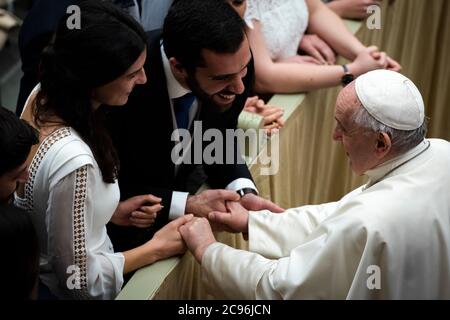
[185, 74, 234, 113]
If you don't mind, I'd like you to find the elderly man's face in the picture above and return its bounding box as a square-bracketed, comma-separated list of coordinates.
[332, 83, 380, 176]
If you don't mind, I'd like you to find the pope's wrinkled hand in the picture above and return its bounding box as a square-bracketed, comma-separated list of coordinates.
[179, 217, 216, 263]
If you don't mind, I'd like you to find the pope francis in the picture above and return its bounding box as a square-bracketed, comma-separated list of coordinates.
[179, 70, 450, 299]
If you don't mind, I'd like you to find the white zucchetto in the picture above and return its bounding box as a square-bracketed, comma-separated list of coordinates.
[355, 70, 425, 130]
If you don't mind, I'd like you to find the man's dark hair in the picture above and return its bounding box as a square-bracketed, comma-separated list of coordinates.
[0, 106, 38, 176]
[0, 204, 39, 299]
[163, 0, 246, 74]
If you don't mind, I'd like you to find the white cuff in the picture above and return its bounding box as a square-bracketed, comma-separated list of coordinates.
[169, 191, 189, 220]
[225, 178, 258, 194]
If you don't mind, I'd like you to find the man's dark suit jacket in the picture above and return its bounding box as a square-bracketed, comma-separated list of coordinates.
[104, 30, 255, 251]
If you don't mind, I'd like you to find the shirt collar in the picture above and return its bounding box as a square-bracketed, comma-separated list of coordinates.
[364, 139, 430, 188]
[160, 43, 191, 100]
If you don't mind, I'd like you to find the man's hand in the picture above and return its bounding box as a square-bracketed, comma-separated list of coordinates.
[299, 34, 336, 65]
[185, 189, 240, 218]
[179, 217, 216, 263]
[240, 193, 284, 213]
[208, 201, 250, 234]
[112, 194, 163, 228]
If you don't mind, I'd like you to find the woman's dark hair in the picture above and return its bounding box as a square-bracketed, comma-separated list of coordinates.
[163, 0, 246, 74]
[0, 106, 38, 176]
[34, 0, 147, 183]
[0, 204, 39, 300]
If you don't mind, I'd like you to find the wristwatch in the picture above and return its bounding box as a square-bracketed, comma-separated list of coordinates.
[236, 188, 258, 198]
[341, 64, 354, 87]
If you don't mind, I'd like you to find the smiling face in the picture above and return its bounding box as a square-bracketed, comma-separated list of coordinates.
[332, 83, 380, 176]
[91, 49, 147, 108]
[0, 161, 29, 204]
[175, 37, 252, 112]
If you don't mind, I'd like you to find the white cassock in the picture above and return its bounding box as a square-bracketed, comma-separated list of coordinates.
[201, 139, 450, 299]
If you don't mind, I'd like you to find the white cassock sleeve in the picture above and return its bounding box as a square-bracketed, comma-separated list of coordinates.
[248, 201, 340, 259]
[47, 164, 124, 299]
[202, 201, 373, 299]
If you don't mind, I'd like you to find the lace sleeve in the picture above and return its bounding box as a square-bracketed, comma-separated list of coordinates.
[47, 165, 124, 300]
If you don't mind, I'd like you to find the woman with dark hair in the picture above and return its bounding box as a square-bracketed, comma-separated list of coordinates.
[15, 0, 191, 299]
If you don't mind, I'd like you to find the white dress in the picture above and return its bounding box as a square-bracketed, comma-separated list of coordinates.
[15, 126, 124, 300]
[245, 0, 309, 60]
[201, 139, 450, 299]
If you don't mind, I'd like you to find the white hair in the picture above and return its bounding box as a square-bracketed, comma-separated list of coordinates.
[352, 106, 427, 154]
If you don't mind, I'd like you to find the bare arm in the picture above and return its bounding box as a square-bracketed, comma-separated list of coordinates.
[306, 0, 366, 60]
[248, 20, 346, 93]
[326, 0, 382, 20]
[122, 214, 193, 274]
[248, 21, 385, 93]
